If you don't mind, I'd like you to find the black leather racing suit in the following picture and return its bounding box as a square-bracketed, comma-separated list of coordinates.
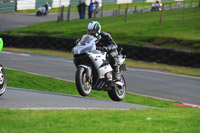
[96, 32, 120, 79]
[44, 4, 48, 12]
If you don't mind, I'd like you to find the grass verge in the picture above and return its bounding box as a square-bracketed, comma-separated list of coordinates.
[5, 68, 179, 108]
[0, 108, 200, 132]
[1, 64, 199, 132]
[4, 47, 200, 77]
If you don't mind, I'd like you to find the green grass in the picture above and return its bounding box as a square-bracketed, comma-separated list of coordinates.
[3, 48, 73, 59]
[1, 65, 199, 132]
[4, 48, 200, 77]
[0, 108, 200, 133]
[5, 68, 179, 108]
[3, 7, 200, 52]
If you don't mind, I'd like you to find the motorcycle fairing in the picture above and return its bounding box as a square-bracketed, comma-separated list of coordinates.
[92, 78, 112, 91]
[73, 34, 97, 55]
[88, 50, 112, 79]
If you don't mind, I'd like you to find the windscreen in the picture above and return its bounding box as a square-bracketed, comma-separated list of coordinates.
[80, 35, 95, 45]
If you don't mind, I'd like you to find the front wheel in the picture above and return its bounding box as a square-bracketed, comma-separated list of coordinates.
[75, 67, 92, 96]
[108, 75, 126, 101]
[0, 64, 7, 96]
[36, 11, 41, 16]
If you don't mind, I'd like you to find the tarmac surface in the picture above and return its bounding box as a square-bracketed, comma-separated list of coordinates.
[1, 52, 200, 106]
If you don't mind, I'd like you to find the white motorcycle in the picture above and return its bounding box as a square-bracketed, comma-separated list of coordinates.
[151, 2, 163, 11]
[73, 34, 127, 101]
[36, 6, 51, 16]
[0, 64, 7, 97]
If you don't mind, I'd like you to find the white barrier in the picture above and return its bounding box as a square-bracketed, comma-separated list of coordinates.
[117, 0, 132, 4]
[52, 0, 70, 8]
[85, 0, 102, 7]
[17, 0, 36, 10]
[16, 0, 159, 11]
[147, 0, 157, 2]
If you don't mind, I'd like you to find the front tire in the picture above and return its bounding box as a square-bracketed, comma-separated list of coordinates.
[108, 75, 126, 101]
[75, 67, 92, 96]
[36, 11, 40, 16]
[0, 64, 7, 96]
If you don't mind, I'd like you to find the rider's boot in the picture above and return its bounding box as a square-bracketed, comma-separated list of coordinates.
[113, 66, 121, 81]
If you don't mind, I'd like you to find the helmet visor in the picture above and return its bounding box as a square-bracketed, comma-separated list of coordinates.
[88, 30, 96, 35]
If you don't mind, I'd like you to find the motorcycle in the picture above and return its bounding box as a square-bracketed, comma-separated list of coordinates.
[36, 6, 51, 16]
[0, 64, 7, 97]
[151, 3, 162, 11]
[0, 38, 6, 96]
[72, 34, 127, 101]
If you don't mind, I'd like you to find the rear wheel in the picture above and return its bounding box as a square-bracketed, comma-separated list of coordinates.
[108, 75, 126, 101]
[45, 11, 48, 16]
[0, 64, 7, 96]
[75, 67, 92, 96]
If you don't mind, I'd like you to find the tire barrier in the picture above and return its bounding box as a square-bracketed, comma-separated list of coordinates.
[119, 44, 200, 68]
[1, 35, 76, 52]
[1, 35, 200, 68]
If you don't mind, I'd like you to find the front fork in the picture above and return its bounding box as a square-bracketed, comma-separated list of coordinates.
[79, 65, 92, 82]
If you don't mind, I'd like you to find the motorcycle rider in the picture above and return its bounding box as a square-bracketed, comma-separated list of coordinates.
[44, 2, 49, 12]
[87, 21, 121, 81]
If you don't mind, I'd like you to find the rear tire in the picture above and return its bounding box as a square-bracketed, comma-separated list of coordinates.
[45, 11, 48, 16]
[75, 67, 92, 96]
[0, 64, 7, 96]
[108, 75, 126, 101]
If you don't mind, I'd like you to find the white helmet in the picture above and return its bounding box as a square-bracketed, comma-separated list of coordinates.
[87, 21, 101, 37]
